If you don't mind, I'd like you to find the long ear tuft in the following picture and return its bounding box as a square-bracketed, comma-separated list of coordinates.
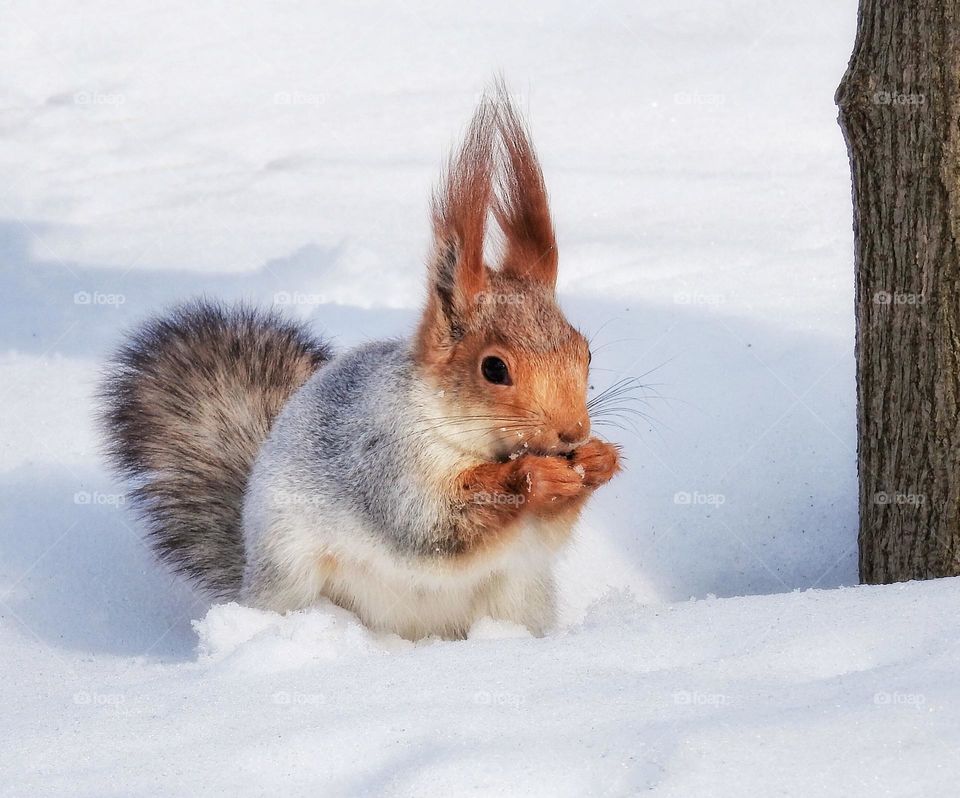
[425, 97, 496, 342]
[491, 80, 558, 288]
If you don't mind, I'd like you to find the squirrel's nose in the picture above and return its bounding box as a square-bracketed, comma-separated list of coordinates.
[557, 418, 590, 448]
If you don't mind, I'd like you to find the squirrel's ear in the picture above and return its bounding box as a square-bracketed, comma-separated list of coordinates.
[420, 98, 495, 345]
[492, 84, 558, 290]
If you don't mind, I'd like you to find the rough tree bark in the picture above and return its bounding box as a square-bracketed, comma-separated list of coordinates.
[836, 1, 960, 582]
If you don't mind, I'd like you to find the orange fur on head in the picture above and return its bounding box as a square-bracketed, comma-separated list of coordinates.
[414, 85, 591, 461]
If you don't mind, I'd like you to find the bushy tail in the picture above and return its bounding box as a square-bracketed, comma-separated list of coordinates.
[100, 301, 330, 598]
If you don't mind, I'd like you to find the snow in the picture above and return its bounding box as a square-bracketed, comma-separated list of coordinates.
[7, 583, 960, 796]
[2, 0, 955, 794]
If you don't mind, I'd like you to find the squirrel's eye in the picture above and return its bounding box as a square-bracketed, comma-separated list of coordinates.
[481, 356, 511, 385]
[587, 349, 593, 365]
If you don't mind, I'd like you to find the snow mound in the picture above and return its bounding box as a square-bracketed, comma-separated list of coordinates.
[194, 601, 411, 672]
[467, 617, 534, 640]
[195, 600, 543, 671]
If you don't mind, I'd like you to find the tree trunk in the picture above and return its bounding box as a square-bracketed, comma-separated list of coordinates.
[836, 1, 960, 583]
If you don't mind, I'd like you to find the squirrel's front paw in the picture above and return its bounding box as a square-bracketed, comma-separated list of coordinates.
[570, 438, 621, 488]
[510, 454, 585, 510]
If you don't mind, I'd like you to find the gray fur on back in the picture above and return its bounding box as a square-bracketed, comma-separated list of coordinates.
[241, 338, 463, 599]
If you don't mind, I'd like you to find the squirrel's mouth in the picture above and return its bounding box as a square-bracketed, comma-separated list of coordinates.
[494, 442, 578, 463]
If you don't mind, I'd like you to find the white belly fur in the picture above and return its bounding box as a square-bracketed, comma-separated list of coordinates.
[264, 515, 566, 640]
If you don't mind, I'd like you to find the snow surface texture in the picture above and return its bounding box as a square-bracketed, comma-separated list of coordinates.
[3, 0, 952, 795]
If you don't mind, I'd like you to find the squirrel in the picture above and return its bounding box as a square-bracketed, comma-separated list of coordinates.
[100, 85, 622, 640]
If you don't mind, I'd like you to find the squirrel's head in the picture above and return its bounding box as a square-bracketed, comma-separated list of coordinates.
[414, 85, 591, 461]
